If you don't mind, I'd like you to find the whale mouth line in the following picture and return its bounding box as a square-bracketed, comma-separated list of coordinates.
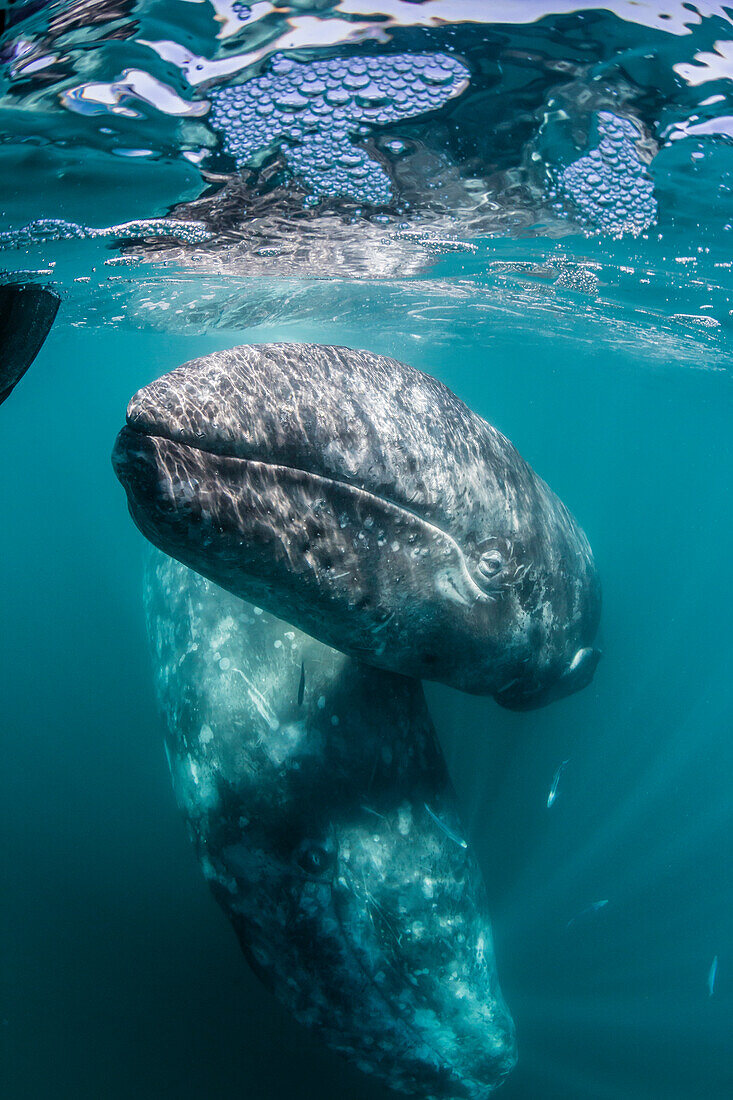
[118, 422, 493, 604]
[124, 418, 441, 528]
[122, 419, 438, 527]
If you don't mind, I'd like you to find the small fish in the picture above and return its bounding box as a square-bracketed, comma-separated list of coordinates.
[708, 955, 718, 997]
[547, 759, 570, 808]
[297, 661, 305, 706]
[424, 803, 468, 849]
[566, 899, 608, 928]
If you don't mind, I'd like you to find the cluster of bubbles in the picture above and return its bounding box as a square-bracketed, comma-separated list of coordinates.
[554, 264, 600, 295]
[555, 111, 657, 237]
[0, 218, 212, 250]
[208, 52, 469, 206]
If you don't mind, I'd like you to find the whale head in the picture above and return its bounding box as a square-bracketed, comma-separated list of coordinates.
[116, 343, 600, 706]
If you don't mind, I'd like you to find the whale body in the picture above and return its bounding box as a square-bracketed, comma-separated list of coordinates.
[116, 343, 600, 708]
[0, 283, 60, 405]
[146, 550, 516, 1098]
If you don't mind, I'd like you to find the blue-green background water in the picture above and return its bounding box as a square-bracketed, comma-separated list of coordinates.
[3, 1, 733, 1096]
[2, 306, 730, 1098]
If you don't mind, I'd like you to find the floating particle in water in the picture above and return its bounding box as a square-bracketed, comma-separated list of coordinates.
[208, 52, 470, 205]
[556, 111, 657, 237]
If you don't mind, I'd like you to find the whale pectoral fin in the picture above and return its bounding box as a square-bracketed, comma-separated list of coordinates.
[0, 284, 60, 405]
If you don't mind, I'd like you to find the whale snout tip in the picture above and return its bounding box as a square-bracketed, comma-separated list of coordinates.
[495, 645, 601, 711]
[111, 423, 134, 481]
[112, 423, 150, 486]
[112, 424, 170, 515]
[124, 383, 163, 437]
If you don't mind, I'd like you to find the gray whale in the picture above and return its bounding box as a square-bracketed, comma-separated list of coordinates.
[0, 283, 60, 405]
[115, 343, 600, 707]
[146, 549, 516, 1098]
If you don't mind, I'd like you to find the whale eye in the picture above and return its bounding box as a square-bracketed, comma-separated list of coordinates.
[477, 548, 505, 580]
[294, 839, 335, 877]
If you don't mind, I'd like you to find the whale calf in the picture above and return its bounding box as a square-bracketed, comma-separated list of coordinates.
[115, 343, 601, 707]
[0, 283, 60, 405]
[146, 549, 516, 1098]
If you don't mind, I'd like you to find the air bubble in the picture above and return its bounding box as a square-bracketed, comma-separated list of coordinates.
[208, 51, 469, 205]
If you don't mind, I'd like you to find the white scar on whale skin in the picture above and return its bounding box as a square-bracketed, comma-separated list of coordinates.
[226, 665, 280, 731]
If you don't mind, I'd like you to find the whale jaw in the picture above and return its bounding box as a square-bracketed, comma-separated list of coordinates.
[113, 423, 500, 692]
[495, 644, 601, 710]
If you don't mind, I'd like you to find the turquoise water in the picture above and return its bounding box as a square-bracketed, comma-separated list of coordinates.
[2, 3, 733, 1098]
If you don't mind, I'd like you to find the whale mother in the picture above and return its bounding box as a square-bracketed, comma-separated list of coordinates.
[114, 343, 600, 707]
[147, 550, 516, 1098]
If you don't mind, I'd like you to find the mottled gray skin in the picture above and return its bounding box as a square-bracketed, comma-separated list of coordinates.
[0, 284, 60, 405]
[115, 343, 600, 707]
[146, 550, 516, 1098]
